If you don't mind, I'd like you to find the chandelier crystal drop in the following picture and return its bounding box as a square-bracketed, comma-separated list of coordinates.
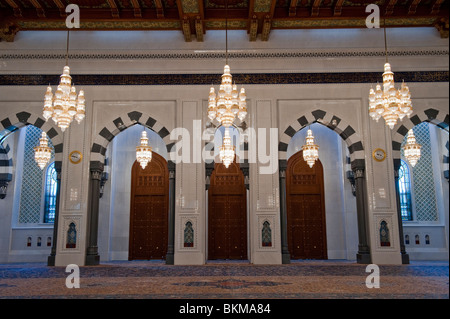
[208, 65, 247, 128]
[136, 130, 152, 170]
[34, 132, 52, 170]
[302, 128, 319, 168]
[402, 129, 421, 167]
[219, 128, 235, 168]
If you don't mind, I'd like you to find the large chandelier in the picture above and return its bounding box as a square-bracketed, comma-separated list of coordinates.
[136, 130, 152, 169]
[34, 132, 52, 170]
[207, 0, 246, 167]
[219, 128, 235, 168]
[368, 20, 412, 129]
[302, 128, 319, 168]
[402, 129, 421, 167]
[43, 30, 85, 132]
[207, 66, 247, 127]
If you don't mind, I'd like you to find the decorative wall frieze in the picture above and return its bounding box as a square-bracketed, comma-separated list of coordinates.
[1, 71, 447, 86]
[0, 49, 447, 61]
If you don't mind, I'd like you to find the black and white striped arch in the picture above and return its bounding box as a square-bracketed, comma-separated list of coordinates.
[0, 112, 64, 155]
[278, 110, 365, 166]
[90, 111, 175, 163]
[391, 108, 449, 178]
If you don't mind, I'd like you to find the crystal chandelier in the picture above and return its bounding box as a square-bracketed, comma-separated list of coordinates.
[43, 30, 85, 132]
[136, 130, 152, 169]
[207, 0, 246, 167]
[219, 128, 235, 168]
[402, 129, 421, 167]
[207, 0, 247, 128]
[34, 132, 52, 170]
[302, 128, 319, 168]
[207, 65, 247, 127]
[368, 20, 412, 129]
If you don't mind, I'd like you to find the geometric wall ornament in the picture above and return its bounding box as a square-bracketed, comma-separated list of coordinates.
[61, 216, 81, 252]
[261, 220, 272, 247]
[402, 122, 438, 222]
[19, 125, 54, 224]
[179, 216, 198, 250]
[374, 215, 396, 250]
[257, 215, 277, 250]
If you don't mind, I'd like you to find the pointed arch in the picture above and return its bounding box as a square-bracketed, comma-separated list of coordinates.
[0, 111, 64, 161]
[90, 110, 175, 163]
[279, 109, 365, 168]
[391, 108, 449, 174]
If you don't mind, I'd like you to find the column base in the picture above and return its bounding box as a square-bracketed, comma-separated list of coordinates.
[401, 253, 410, 264]
[282, 253, 291, 264]
[166, 253, 174, 265]
[47, 255, 55, 266]
[85, 254, 100, 266]
[356, 253, 371, 264]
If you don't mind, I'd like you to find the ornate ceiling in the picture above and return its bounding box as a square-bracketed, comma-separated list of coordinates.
[0, 0, 449, 42]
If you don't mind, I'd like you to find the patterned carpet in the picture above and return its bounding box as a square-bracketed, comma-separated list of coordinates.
[0, 260, 448, 300]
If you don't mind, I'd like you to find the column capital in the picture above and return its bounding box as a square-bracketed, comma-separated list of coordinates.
[168, 160, 176, 172]
[393, 158, 402, 172]
[279, 160, 287, 173]
[350, 159, 365, 173]
[90, 161, 104, 180]
[54, 161, 62, 173]
[354, 168, 365, 179]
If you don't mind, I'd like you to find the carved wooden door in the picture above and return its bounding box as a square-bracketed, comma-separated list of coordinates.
[129, 153, 169, 260]
[208, 162, 247, 260]
[286, 151, 327, 259]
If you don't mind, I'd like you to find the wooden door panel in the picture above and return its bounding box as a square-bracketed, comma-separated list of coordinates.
[129, 153, 169, 260]
[287, 151, 327, 260]
[208, 162, 247, 260]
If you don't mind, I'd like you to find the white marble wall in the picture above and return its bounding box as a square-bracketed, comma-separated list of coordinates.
[0, 28, 448, 265]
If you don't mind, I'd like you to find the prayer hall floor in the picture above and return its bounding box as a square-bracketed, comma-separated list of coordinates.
[0, 260, 447, 299]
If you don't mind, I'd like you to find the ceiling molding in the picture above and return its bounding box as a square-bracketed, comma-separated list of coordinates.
[0, 0, 448, 42]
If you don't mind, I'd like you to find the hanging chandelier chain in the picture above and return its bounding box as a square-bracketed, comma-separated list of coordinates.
[65, 29, 70, 66]
[383, 17, 388, 63]
[225, 0, 228, 65]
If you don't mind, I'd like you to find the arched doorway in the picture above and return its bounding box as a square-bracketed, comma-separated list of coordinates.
[129, 152, 169, 260]
[208, 161, 247, 260]
[286, 150, 327, 259]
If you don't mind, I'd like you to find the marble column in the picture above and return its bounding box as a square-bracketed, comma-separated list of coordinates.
[393, 160, 410, 264]
[166, 161, 176, 265]
[352, 161, 371, 264]
[85, 161, 104, 265]
[279, 160, 290, 264]
[47, 161, 62, 266]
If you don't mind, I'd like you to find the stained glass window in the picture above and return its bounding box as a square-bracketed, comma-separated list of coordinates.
[398, 160, 413, 221]
[43, 162, 58, 223]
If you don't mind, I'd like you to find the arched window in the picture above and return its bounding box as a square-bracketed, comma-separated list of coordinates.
[43, 162, 58, 223]
[398, 160, 413, 221]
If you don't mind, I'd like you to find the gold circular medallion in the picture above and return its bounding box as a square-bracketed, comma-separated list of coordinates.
[372, 148, 386, 162]
[69, 150, 83, 164]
